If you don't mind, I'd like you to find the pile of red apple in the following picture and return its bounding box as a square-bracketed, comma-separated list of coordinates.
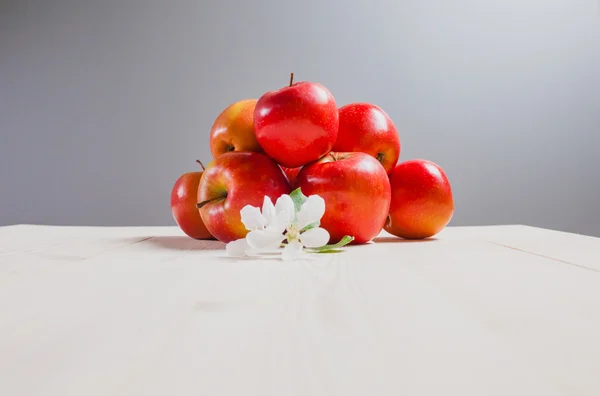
[171, 73, 454, 246]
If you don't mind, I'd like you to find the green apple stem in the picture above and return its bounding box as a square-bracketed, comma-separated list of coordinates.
[196, 160, 205, 171]
[196, 195, 226, 209]
[289, 72, 294, 87]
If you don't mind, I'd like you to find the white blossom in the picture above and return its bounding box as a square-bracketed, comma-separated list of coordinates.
[225, 192, 331, 261]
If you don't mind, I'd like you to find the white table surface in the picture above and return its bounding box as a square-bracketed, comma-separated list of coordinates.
[1, 224, 599, 395]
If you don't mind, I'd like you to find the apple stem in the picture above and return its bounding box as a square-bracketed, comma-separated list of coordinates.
[376, 153, 385, 164]
[289, 72, 294, 87]
[385, 214, 392, 229]
[196, 160, 205, 171]
[196, 195, 226, 209]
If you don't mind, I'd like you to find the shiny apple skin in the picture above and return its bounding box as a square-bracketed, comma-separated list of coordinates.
[197, 152, 291, 243]
[209, 99, 262, 158]
[385, 159, 454, 239]
[171, 171, 213, 240]
[281, 166, 302, 189]
[333, 103, 400, 174]
[254, 81, 339, 168]
[296, 152, 391, 244]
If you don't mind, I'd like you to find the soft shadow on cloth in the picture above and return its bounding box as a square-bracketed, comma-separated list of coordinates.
[371, 236, 437, 243]
[144, 236, 225, 251]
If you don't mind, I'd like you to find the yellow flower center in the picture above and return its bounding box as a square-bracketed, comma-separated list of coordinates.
[287, 224, 300, 241]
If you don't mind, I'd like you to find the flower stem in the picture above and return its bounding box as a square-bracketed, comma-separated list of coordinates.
[307, 235, 355, 252]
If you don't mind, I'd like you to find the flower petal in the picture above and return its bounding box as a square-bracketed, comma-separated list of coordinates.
[240, 205, 266, 231]
[281, 239, 303, 261]
[226, 238, 249, 257]
[275, 194, 295, 224]
[246, 229, 286, 250]
[297, 195, 326, 229]
[299, 227, 330, 248]
[269, 209, 290, 234]
[262, 196, 276, 226]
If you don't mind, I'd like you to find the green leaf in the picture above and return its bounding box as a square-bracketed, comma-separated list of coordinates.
[301, 222, 320, 232]
[306, 235, 354, 252]
[289, 187, 308, 213]
[314, 249, 344, 254]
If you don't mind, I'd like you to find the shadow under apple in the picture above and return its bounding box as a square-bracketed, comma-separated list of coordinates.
[371, 236, 438, 244]
[145, 236, 225, 251]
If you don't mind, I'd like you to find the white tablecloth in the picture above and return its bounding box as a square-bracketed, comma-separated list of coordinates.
[1, 224, 599, 395]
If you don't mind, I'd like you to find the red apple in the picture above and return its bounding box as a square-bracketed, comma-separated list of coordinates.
[333, 102, 400, 174]
[197, 152, 291, 243]
[296, 152, 391, 244]
[171, 161, 214, 240]
[209, 99, 262, 158]
[385, 159, 454, 239]
[253, 73, 339, 168]
[281, 166, 302, 189]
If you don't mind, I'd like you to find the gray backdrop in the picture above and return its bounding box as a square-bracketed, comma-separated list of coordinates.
[2, 0, 599, 236]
